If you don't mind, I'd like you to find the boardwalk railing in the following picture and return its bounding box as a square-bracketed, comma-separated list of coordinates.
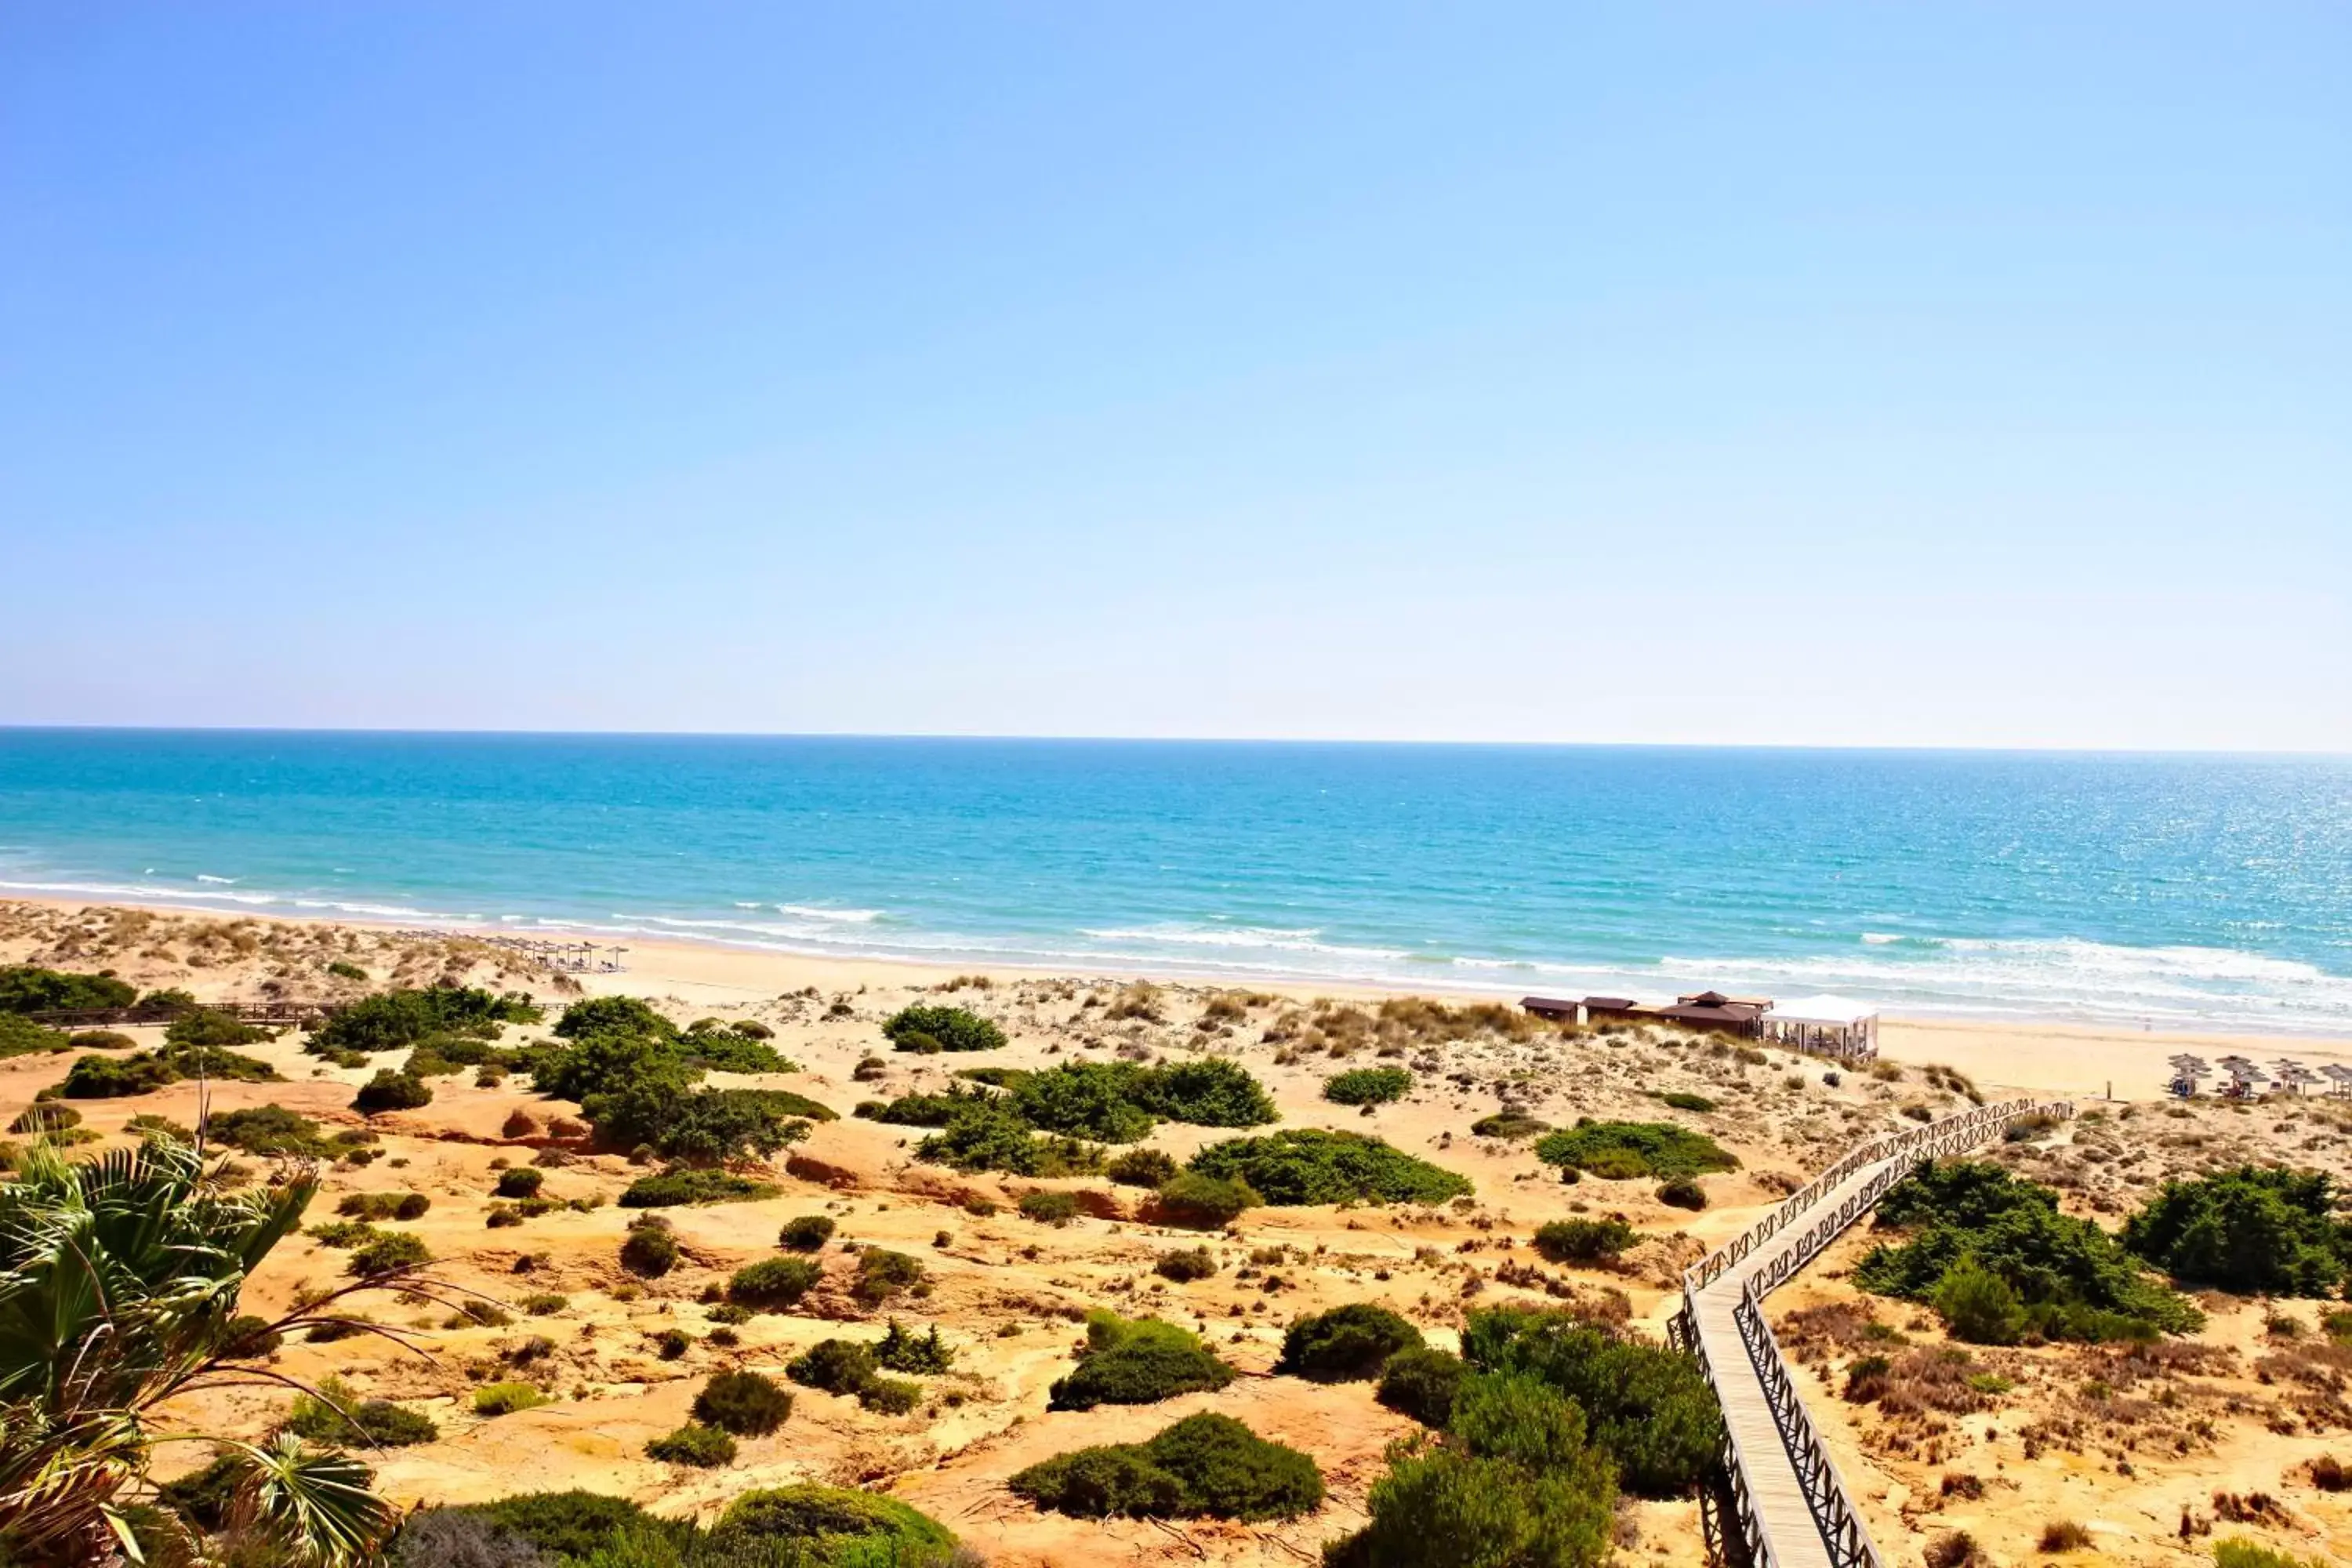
[1676, 1097, 2073, 1568]
[25, 1000, 351, 1029]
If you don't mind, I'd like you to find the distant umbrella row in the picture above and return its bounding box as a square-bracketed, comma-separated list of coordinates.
[390, 931, 629, 974]
[2167, 1051, 2352, 1098]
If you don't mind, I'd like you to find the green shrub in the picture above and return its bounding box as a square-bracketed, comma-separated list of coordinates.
[1376, 1347, 1465, 1427]
[1657, 1176, 1708, 1210]
[1468, 1111, 1552, 1140]
[326, 960, 368, 982]
[1323, 1067, 1411, 1106]
[67, 1031, 135, 1051]
[1012, 1412, 1323, 1521]
[851, 1248, 927, 1306]
[1533, 1121, 1738, 1181]
[286, 1377, 440, 1446]
[591, 1084, 827, 1163]
[0, 964, 136, 1013]
[678, 1033, 796, 1074]
[1461, 1307, 1720, 1497]
[1108, 1147, 1180, 1187]
[347, 1232, 432, 1277]
[6, 1104, 78, 1135]
[1659, 1091, 1716, 1113]
[787, 1339, 878, 1396]
[0, 1014, 72, 1061]
[857, 1375, 923, 1414]
[779, 1214, 837, 1251]
[913, 1101, 1107, 1178]
[645, 1423, 736, 1468]
[521, 1292, 568, 1316]
[883, 1004, 1006, 1054]
[1020, 1190, 1080, 1226]
[156, 1453, 243, 1532]
[495, 1167, 546, 1200]
[1007, 1062, 1157, 1143]
[353, 1069, 433, 1114]
[336, 1191, 430, 1221]
[1933, 1256, 2028, 1345]
[728, 1257, 824, 1310]
[216, 1315, 282, 1359]
[2212, 1540, 2328, 1568]
[619, 1215, 681, 1276]
[162, 1006, 274, 1049]
[1048, 1310, 1236, 1411]
[1152, 1173, 1260, 1228]
[1533, 1218, 1637, 1265]
[58, 1051, 180, 1098]
[473, 1381, 549, 1417]
[1277, 1303, 1423, 1381]
[862, 1084, 993, 1127]
[713, 1484, 956, 1563]
[619, 1168, 780, 1207]
[1156, 1247, 1218, 1283]
[1186, 1129, 1472, 1205]
[1858, 1160, 2200, 1340]
[1330, 1374, 1617, 1568]
[462, 1491, 662, 1559]
[205, 1104, 332, 1156]
[553, 996, 677, 1041]
[2122, 1165, 2352, 1298]
[1131, 1056, 1279, 1127]
[694, 1370, 794, 1436]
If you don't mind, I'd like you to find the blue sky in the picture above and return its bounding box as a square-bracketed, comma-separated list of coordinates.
[3, 4, 2346, 748]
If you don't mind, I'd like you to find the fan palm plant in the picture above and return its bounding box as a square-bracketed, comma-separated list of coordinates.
[0, 1136, 430, 1566]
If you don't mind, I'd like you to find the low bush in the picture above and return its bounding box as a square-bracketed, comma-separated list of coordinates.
[1108, 1147, 1180, 1187]
[336, 1191, 430, 1221]
[459, 1490, 663, 1559]
[286, 1377, 440, 1446]
[1468, 1110, 1552, 1140]
[354, 1069, 433, 1114]
[2039, 1519, 2093, 1552]
[851, 1248, 927, 1306]
[914, 1102, 1106, 1178]
[473, 1381, 549, 1417]
[0, 964, 136, 1013]
[1533, 1218, 1638, 1265]
[779, 1214, 837, 1251]
[1858, 1160, 2201, 1341]
[494, 1167, 545, 1200]
[67, 1031, 135, 1051]
[1156, 1247, 1218, 1283]
[205, 1104, 332, 1156]
[1461, 1307, 1721, 1497]
[713, 1484, 956, 1563]
[619, 1168, 780, 1207]
[0, 1015, 71, 1061]
[678, 1033, 795, 1074]
[645, 1423, 736, 1468]
[1129, 1056, 1279, 1127]
[728, 1257, 824, 1311]
[1323, 1067, 1411, 1106]
[1048, 1310, 1236, 1411]
[58, 1051, 182, 1099]
[858, 1374, 923, 1414]
[619, 1215, 680, 1277]
[1329, 1371, 1617, 1568]
[1376, 1346, 1465, 1427]
[787, 1338, 877, 1396]
[1152, 1172, 1260, 1228]
[1011, 1412, 1324, 1521]
[883, 1004, 1006, 1054]
[1533, 1121, 1738, 1181]
[1657, 1176, 1708, 1210]
[2122, 1165, 2352, 1298]
[1276, 1303, 1423, 1381]
[875, 1319, 953, 1374]
[1020, 1190, 1080, 1226]
[346, 1232, 432, 1277]
[2212, 1541, 2328, 1568]
[316, 985, 539, 1054]
[7, 1104, 78, 1135]
[1186, 1129, 1472, 1205]
[693, 1370, 794, 1436]
[1659, 1091, 1716, 1113]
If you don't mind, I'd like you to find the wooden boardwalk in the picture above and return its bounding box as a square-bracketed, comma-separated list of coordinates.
[1675, 1098, 2072, 1568]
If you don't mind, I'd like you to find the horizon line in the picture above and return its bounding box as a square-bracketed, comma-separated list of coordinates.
[2, 723, 2347, 760]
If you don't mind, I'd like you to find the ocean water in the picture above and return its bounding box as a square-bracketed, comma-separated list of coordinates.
[0, 731, 2347, 1035]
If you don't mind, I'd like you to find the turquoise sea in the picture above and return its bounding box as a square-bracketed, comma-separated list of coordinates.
[0, 731, 2347, 1035]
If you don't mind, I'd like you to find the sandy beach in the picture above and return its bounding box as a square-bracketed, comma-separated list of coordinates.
[2, 897, 2348, 1566]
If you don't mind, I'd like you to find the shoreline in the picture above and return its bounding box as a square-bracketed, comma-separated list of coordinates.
[11, 893, 2352, 1101]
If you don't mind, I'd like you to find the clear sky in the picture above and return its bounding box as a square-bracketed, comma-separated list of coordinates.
[3, 4, 2346, 749]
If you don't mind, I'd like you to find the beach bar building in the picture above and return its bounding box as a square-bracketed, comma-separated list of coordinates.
[1760, 994, 1881, 1059]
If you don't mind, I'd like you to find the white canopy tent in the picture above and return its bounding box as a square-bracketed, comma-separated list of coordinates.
[1762, 994, 1881, 1059]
